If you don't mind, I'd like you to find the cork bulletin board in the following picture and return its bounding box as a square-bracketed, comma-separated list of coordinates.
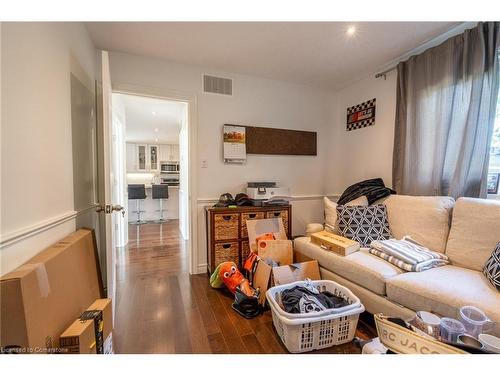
[225, 124, 317, 156]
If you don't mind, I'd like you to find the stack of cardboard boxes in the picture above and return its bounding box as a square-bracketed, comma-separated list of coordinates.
[245, 218, 321, 305]
[0, 229, 114, 354]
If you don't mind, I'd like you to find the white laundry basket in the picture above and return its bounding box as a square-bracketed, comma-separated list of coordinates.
[266, 280, 365, 353]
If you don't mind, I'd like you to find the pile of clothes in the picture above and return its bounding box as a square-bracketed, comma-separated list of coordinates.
[369, 237, 449, 272]
[277, 282, 349, 314]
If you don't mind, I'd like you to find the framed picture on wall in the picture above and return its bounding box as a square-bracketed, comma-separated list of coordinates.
[487, 173, 499, 194]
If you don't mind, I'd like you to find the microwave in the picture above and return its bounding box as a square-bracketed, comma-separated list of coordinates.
[160, 162, 179, 173]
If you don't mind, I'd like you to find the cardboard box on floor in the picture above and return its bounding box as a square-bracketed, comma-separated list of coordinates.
[86, 298, 114, 354]
[253, 260, 321, 305]
[246, 217, 287, 253]
[246, 217, 313, 304]
[59, 318, 97, 354]
[0, 229, 103, 353]
[257, 239, 293, 266]
[272, 260, 321, 286]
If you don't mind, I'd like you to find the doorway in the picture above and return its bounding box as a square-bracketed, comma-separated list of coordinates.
[108, 91, 194, 352]
[111, 93, 189, 248]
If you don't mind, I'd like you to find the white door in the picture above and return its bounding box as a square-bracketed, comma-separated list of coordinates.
[178, 108, 189, 239]
[96, 51, 124, 316]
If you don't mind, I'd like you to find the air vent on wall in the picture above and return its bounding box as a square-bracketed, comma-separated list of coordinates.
[203, 75, 232, 96]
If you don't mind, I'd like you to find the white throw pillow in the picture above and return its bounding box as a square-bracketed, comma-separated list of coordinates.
[324, 195, 368, 233]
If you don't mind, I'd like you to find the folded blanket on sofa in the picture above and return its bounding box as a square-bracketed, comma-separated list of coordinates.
[369, 238, 449, 272]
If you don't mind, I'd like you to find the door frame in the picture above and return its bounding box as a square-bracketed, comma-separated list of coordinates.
[111, 83, 199, 275]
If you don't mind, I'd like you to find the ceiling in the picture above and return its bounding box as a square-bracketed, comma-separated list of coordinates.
[116, 93, 186, 144]
[86, 22, 459, 89]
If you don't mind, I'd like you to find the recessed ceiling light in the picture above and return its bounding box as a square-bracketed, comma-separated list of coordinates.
[346, 25, 357, 37]
[154, 128, 159, 132]
[152, 111, 156, 115]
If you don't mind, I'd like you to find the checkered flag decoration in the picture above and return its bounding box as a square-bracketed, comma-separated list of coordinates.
[483, 242, 500, 291]
[346, 98, 376, 131]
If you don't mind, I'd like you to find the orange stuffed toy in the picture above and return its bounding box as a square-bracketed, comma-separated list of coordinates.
[209, 261, 262, 318]
[218, 262, 254, 296]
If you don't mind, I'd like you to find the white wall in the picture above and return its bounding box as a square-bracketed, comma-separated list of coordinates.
[108, 51, 333, 272]
[326, 70, 397, 195]
[1, 23, 96, 275]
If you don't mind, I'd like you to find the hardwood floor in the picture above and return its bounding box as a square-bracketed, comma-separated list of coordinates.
[113, 221, 376, 354]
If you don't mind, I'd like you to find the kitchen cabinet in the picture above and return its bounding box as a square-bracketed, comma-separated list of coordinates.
[137, 144, 147, 170]
[149, 145, 159, 171]
[158, 144, 170, 163]
[171, 144, 180, 161]
[126, 143, 137, 171]
[158, 144, 180, 162]
[127, 142, 180, 171]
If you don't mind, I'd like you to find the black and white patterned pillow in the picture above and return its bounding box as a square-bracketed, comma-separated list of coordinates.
[483, 242, 500, 291]
[336, 204, 392, 247]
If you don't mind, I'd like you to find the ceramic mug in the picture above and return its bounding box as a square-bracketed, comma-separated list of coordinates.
[457, 334, 484, 350]
[478, 333, 500, 353]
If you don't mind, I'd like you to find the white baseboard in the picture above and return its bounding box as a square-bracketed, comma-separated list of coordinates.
[195, 263, 207, 275]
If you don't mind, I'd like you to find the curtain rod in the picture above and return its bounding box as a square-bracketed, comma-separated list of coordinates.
[374, 22, 477, 80]
[375, 66, 397, 79]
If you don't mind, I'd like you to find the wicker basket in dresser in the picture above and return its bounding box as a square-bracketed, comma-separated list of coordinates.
[205, 205, 292, 273]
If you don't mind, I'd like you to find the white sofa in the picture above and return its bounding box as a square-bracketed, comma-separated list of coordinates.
[294, 195, 500, 335]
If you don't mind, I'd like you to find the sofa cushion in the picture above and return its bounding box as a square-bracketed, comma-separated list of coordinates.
[383, 195, 455, 253]
[336, 204, 392, 247]
[324, 195, 368, 233]
[294, 236, 403, 295]
[446, 198, 500, 272]
[483, 242, 500, 291]
[386, 265, 500, 328]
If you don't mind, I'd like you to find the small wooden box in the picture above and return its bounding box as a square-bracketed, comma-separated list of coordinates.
[310, 231, 360, 256]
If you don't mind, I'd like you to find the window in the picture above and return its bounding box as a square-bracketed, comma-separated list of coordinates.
[487, 91, 500, 195]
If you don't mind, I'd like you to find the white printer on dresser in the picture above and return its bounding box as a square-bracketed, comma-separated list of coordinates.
[245, 182, 290, 202]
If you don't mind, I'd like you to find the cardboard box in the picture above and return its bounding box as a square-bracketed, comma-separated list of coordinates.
[80, 310, 103, 353]
[87, 299, 113, 343]
[252, 260, 273, 305]
[253, 260, 321, 305]
[59, 319, 97, 354]
[257, 239, 293, 266]
[0, 229, 103, 353]
[246, 218, 287, 252]
[310, 231, 360, 256]
[272, 260, 321, 286]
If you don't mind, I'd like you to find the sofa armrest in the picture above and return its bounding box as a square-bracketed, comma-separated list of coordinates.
[305, 223, 324, 236]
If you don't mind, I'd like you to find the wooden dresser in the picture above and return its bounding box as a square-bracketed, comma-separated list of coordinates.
[205, 205, 292, 273]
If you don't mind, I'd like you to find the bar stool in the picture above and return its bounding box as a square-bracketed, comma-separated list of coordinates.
[152, 184, 169, 223]
[128, 184, 147, 224]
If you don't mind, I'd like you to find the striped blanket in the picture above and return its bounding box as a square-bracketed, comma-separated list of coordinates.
[369, 238, 449, 272]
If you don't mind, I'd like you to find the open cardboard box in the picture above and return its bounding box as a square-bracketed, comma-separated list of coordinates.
[252, 260, 321, 305]
[246, 217, 287, 253]
[257, 239, 293, 266]
[245, 217, 320, 305]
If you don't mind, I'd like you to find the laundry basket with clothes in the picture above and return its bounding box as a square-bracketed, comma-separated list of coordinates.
[266, 279, 365, 353]
[278, 284, 350, 314]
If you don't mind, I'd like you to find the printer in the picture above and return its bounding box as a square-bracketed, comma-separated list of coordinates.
[245, 182, 290, 203]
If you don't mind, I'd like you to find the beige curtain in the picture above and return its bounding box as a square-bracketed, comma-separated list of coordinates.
[393, 22, 500, 198]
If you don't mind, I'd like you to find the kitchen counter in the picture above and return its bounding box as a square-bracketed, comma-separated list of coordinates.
[127, 184, 179, 222]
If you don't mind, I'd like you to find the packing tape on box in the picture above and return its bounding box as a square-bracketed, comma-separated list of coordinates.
[16, 263, 51, 298]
